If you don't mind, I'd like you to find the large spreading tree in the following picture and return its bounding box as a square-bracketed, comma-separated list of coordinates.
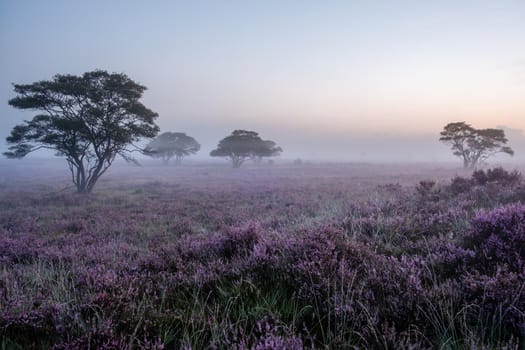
[210, 130, 282, 168]
[4, 70, 160, 193]
[144, 131, 200, 165]
[439, 122, 513, 168]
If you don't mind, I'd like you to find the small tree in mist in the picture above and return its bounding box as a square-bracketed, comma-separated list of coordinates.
[144, 132, 200, 165]
[210, 130, 282, 168]
[4, 70, 159, 193]
[251, 140, 282, 163]
[439, 122, 514, 168]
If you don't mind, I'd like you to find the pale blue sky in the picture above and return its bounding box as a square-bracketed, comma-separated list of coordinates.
[1, 0, 524, 160]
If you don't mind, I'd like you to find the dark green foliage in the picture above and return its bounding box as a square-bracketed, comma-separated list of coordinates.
[143, 132, 200, 165]
[449, 176, 474, 195]
[444, 167, 522, 196]
[416, 180, 438, 199]
[472, 167, 522, 187]
[439, 122, 513, 168]
[4, 70, 160, 193]
[210, 130, 282, 168]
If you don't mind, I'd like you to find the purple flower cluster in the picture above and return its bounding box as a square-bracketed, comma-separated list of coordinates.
[1, 165, 524, 348]
[468, 204, 525, 272]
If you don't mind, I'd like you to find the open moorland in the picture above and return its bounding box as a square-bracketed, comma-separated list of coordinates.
[1, 161, 525, 349]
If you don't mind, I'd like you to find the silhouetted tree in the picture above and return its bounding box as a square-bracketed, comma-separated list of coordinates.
[210, 130, 282, 168]
[251, 139, 282, 163]
[439, 122, 513, 168]
[4, 70, 159, 193]
[144, 132, 200, 165]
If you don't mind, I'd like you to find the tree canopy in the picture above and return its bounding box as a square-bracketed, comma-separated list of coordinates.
[4, 70, 159, 192]
[439, 122, 513, 168]
[210, 130, 282, 168]
[144, 132, 200, 164]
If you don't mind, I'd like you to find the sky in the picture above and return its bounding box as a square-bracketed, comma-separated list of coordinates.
[1, 0, 524, 161]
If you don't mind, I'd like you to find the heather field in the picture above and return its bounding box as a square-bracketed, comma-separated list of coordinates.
[1, 161, 525, 349]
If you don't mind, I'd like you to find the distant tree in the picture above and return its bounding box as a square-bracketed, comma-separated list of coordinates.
[251, 140, 282, 163]
[210, 130, 282, 168]
[144, 132, 200, 165]
[439, 122, 514, 168]
[4, 70, 159, 193]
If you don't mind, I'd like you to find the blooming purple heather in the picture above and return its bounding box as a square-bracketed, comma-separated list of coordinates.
[0, 163, 524, 348]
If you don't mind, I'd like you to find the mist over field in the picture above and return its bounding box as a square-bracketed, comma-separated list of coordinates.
[2, 156, 525, 349]
[2, 1, 525, 349]
[2, 1, 525, 164]
[5, 126, 525, 163]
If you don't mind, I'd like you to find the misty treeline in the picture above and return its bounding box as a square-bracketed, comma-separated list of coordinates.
[144, 129, 282, 168]
[3, 70, 514, 192]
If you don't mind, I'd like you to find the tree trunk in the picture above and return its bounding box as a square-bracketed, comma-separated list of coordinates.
[76, 185, 90, 193]
[70, 164, 89, 193]
[75, 178, 91, 193]
[231, 156, 243, 168]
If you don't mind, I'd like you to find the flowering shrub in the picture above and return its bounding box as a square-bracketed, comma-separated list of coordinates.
[1, 164, 525, 348]
[222, 319, 309, 350]
[472, 167, 522, 187]
[466, 204, 525, 273]
[462, 266, 525, 337]
[449, 175, 474, 194]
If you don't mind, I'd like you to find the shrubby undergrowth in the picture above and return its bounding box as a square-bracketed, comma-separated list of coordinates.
[1, 166, 524, 349]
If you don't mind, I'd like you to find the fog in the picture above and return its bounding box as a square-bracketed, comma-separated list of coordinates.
[1, 1, 524, 164]
[160, 129, 462, 162]
[180, 125, 525, 162]
[3, 122, 525, 164]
